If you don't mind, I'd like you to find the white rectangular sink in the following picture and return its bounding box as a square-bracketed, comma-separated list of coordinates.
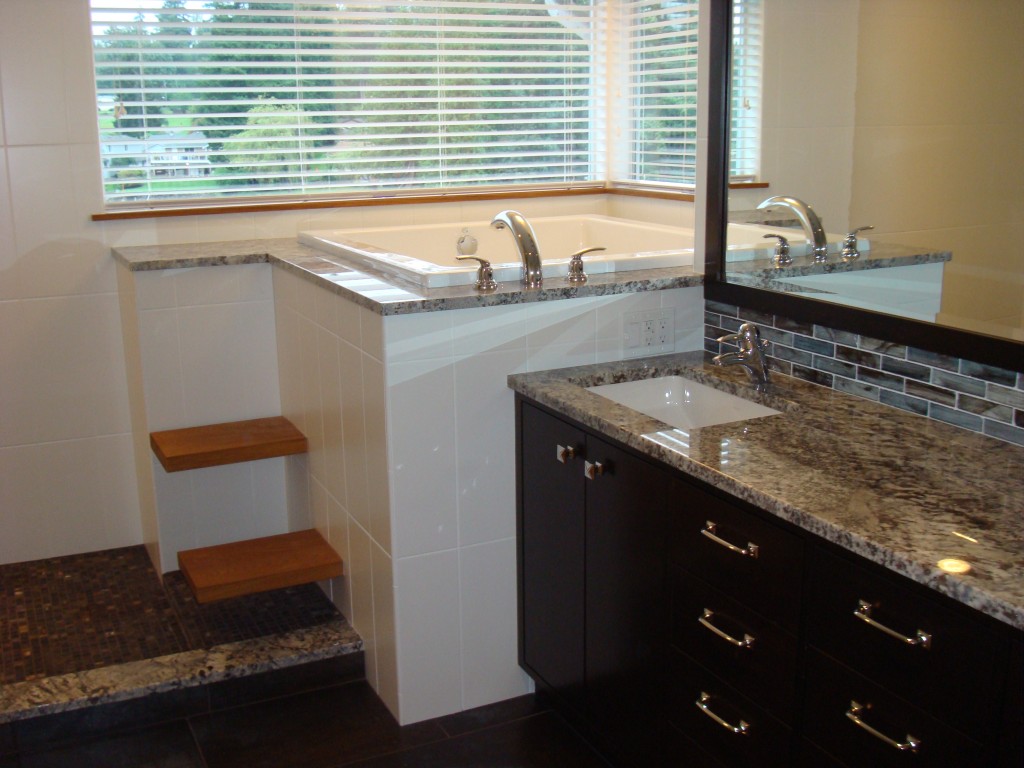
[587, 376, 781, 430]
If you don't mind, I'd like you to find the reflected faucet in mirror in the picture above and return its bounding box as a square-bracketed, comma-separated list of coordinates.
[491, 210, 543, 288]
[713, 322, 772, 391]
[756, 196, 828, 263]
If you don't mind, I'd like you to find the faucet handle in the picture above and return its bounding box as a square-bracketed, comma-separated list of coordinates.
[762, 234, 792, 268]
[842, 226, 873, 261]
[565, 246, 606, 285]
[455, 254, 497, 292]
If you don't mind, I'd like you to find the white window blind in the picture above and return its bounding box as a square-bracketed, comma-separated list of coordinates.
[91, 1, 756, 206]
[730, 0, 762, 180]
[622, 1, 700, 186]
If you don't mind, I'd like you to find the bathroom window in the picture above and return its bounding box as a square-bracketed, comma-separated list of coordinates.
[90, 0, 761, 208]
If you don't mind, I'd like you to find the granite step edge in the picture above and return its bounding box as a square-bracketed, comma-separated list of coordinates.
[0, 618, 362, 725]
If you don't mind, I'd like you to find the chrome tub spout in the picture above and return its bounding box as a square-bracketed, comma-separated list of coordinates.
[491, 210, 543, 288]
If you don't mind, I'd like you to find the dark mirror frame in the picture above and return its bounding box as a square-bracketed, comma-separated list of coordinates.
[701, 0, 1024, 373]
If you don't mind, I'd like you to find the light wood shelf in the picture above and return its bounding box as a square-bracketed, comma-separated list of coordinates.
[177, 529, 342, 603]
[150, 416, 307, 472]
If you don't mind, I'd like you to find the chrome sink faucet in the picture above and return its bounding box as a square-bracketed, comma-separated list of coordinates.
[712, 322, 772, 390]
[491, 210, 543, 288]
[757, 195, 828, 263]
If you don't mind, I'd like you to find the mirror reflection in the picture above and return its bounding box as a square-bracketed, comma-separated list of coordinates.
[724, 0, 1023, 343]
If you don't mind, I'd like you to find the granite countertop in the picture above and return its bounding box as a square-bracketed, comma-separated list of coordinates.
[112, 238, 703, 315]
[725, 242, 951, 288]
[508, 352, 1024, 631]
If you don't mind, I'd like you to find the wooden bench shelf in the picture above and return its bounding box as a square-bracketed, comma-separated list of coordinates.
[150, 416, 307, 472]
[177, 529, 343, 603]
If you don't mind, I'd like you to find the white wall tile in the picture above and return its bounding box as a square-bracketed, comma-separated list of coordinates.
[176, 299, 281, 426]
[394, 550, 462, 723]
[370, 538, 399, 718]
[0, 294, 131, 445]
[384, 311, 454, 363]
[347, 518, 377, 686]
[250, 457, 290, 537]
[137, 308, 186, 430]
[386, 359, 457, 558]
[453, 348, 526, 547]
[134, 270, 179, 311]
[339, 343, 370, 532]
[317, 329, 346, 505]
[0, 0, 73, 146]
[0, 434, 142, 563]
[326, 492, 352, 620]
[362, 354, 390, 551]
[459, 538, 530, 710]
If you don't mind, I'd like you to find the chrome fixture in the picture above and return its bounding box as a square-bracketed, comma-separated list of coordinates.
[841, 225, 874, 261]
[456, 228, 478, 256]
[757, 195, 828, 263]
[491, 210, 543, 288]
[455, 254, 497, 292]
[712, 322, 772, 390]
[762, 233, 792, 268]
[565, 246, 606, 285]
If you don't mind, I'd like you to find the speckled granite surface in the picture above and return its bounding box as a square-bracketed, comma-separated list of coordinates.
[0, 619, 361, 724]
[112, 238, 704, 315]
[725, 242, 950, 288]
[508, 351, 1024, 631]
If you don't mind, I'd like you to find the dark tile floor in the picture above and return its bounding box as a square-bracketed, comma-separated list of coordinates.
[0, 546, 340, 684]
[4, 684, 610, 768]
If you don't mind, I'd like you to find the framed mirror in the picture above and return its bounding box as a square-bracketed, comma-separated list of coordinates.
[703, 0, 1024, 372]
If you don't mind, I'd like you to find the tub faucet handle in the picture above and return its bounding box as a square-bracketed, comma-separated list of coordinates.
[565, 246, 606, 285]
[455, 254, 498, 292]
[842, 226, 874, 261]
[763, 234, 792, 268]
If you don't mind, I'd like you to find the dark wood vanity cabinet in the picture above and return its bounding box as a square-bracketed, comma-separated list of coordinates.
[515, 396, 1022, 768]
[517, 400, 672, 766]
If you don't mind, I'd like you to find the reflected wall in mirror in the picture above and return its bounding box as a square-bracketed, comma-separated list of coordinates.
[709, 0, 1023, 370]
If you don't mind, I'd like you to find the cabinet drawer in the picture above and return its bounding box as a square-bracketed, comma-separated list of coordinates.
[805, 547, 1005, 737]
[671, 571, 798, 720]
[802, 651, 990, 767]
[670, 478, 803, 629]
[668, 649, 792, 768]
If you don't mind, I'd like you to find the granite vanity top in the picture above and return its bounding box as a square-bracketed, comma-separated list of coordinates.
[508, 352, 1024, 631]
[112, 238, 704, 315]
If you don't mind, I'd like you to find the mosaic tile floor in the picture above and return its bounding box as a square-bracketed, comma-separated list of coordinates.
[0, 545, 340, 686]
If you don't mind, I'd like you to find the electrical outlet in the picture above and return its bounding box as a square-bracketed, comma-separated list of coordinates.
[622, 308, 674, 358]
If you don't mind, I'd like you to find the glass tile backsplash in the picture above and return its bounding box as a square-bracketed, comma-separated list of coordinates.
[704, 301, 1024, 447]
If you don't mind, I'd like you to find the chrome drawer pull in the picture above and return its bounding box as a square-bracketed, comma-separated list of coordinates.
[584, 460, 604, 480]
[853, 600, 932, 649]
[846, 700, 921, 753]
[696, 692, 749, 735]
[556, 444, 575, 463]
[701, 521, 759, 559]
[698, 609, 755, 649]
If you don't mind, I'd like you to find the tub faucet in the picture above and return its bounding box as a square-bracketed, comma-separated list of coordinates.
[491, 210, 543, 288]
[713, 322, 772, 390]
[757, 196, 828, 263]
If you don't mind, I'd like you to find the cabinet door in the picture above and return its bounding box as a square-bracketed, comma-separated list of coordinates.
[584, 434, 671, 764]
[518, 402, 586, 711]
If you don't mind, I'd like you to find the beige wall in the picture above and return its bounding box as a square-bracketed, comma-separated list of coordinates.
[851, 0, 1024, 329]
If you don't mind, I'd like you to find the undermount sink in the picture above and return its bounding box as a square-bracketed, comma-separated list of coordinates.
[587, 376, 781, 430]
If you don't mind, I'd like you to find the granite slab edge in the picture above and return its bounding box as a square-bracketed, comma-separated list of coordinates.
[0, 619, 362, 724]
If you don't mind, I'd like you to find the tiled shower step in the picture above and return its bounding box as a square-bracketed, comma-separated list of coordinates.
[0, 620, 364, 753]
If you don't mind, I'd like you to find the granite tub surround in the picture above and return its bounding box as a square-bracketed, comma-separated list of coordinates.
[507, 351, 1024, 630]
[112, 237, 703, 316]
[0, 618, 362, 725]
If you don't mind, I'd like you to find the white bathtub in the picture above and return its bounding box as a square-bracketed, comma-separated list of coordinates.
[299, 215, 696, 288]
